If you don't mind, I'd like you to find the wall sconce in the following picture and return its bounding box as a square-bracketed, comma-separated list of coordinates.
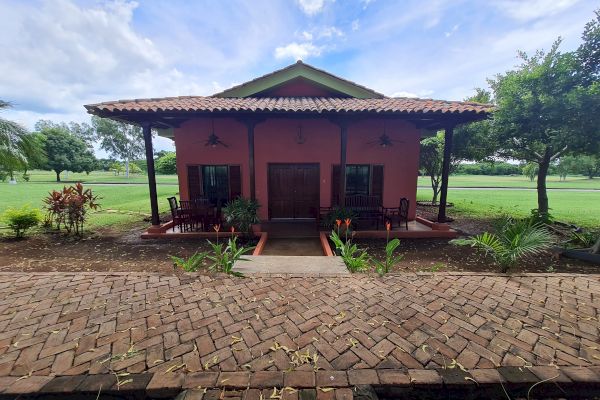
[296, 124, 306, 144]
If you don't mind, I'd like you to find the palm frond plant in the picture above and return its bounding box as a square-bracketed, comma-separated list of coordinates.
[204, 235, 253, 276]
[223, 197, 260, 238]
[0, 101, 44, 180]
[169, 251, 207, 272]
[330, 228, 369, 273]
[451, 217, 553, 272]
[371, 222, 404, 276]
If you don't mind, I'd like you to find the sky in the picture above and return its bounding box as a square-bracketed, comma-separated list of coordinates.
[0, 0, 597, 154]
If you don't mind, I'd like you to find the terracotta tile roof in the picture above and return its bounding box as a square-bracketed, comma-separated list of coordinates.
[85, 96, 492, 116]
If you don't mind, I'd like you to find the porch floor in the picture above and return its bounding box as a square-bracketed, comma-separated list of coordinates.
[261, 237, 324, 256]
[142, 218, 458, 239]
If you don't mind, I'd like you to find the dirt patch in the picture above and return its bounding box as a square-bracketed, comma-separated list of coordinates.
[1, 217, 597, 274]
[0, 225, 211, 273]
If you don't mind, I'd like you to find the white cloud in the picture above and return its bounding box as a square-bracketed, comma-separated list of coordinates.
[301, 31, 314, 40]
[351, 19, 360, 31]
[318, 26, 344, 38]
[492, 0, 581, 21]
[274, 42, 323, 60]
[361, 0, 375, 9]
[296, 0, 329, 16]
[445, 24, 460, 37]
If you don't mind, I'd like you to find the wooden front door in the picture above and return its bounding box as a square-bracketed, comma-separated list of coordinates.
[268, 164, 319, 219]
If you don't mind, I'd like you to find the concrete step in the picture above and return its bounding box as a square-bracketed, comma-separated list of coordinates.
[233, 255, 349, 275]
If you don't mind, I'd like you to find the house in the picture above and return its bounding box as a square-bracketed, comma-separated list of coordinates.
[85, 61, 490, 233]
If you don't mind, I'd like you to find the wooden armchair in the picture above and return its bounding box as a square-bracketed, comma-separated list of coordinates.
[384, 197, 410, 230]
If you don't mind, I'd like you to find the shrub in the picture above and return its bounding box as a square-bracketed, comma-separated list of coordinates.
[324, 207, 356, 230]
[2, 206, 42, 238]
[330, 227, 369, 273]
[371, 223, 404, 276]
[155, 152, 177, 174]
[170, 252, 207, 272]
[43, 183, 100, 235]
[451, 217, 553, 272]
[223, 197, 260, 237]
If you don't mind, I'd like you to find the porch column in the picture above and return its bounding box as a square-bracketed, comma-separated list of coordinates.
[142, 121, 160, 226]
[437, 125, 454, 223]
[246, 121, 257, 200]
[339, 121, 348, 206]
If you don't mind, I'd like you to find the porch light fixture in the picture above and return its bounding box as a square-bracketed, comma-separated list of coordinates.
[205, 120, 228, 148]
[296, 124, 306, 144]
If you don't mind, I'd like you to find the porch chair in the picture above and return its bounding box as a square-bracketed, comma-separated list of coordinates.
[179, 200, 201, 232]
[167, 197, 183, 232]
[384, 197, 410, 230]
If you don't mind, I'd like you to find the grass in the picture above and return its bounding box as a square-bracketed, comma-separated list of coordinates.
[0, 181, 179, 230]
[15, 169, 178, 184]
[417, 188, 600, 228]
[418, 174, 600, 189]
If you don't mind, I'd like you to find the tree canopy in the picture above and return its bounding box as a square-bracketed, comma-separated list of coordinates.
[91, 116, 147, 178]
[39, 127, 96, 181]
[487, 10, 600, 215]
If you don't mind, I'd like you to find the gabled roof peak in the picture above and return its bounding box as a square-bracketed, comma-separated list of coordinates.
[213, 61, 385, 99]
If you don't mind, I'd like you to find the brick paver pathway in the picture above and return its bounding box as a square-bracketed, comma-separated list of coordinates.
[0, 272, 599, 397]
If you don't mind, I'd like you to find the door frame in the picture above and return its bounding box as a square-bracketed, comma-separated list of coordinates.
[267, 162, 320, 220]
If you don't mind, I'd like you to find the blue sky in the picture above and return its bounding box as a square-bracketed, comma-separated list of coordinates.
[0, 0, 597, 153]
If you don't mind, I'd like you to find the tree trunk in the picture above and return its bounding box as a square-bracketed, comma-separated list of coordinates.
[56, 171, 61, 182]
[536, 150, 551, 215]
[431, 176, 440, 204]
[125, 158, 130, 178]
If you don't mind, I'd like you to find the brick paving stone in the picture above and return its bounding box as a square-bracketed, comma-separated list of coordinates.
[347, 369, 379, 385]
[408, 369, 442, 385]
[0, 272, 598, 394]
[249, 371, 283, 388]
[5, 376, 53, 394]
[284, 371, 315, 388]
[377, 369, 410, 385]
[146, 373, 184, 398]
[184, 372, 219, 389]
[218, 372, 250, 388]
[315, 371, 348, 387]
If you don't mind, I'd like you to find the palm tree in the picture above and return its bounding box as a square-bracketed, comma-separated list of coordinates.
[452, 217, 553, 272]
[0, 100, 38, 180]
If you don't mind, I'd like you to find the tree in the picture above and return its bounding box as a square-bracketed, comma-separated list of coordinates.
[574, 155, 600, 178]
[452, 88, 496, 163]
[156, 152, 177, 174]
[40, 127, 96, 181]
[522, 163, 538, 182]
[555, 156, 577, 181]
[489, 16, 600, 216]
[35, 120, 95, 148]
[419, 133, 444, 204]
[0, 101, 44, 181]
[92, 116, 147, 178]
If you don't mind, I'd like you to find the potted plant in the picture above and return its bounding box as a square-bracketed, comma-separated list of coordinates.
[222, 197, 260, 239]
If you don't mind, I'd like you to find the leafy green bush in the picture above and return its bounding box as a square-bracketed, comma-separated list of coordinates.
[451, 217, 553, 272]
[204, 236, 253, 276]
[330, 230, 369, 272]
[372, 238, 403, 276]
[569, 230, 599, 248]
[324, 207, 356, 229]
[170, 252, 207, 272]
[223, 197, 260, 237]
[155, 152, 177, 174]
[2, 206, 42, 238]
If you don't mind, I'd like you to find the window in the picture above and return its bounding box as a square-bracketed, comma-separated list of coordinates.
[345, 165, 370, 195]
[331, 164, 383, 205]
[202, 166, 229, 205]
[187, 165, 242, 205]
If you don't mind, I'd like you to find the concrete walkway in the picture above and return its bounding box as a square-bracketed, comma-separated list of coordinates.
[0, 272, 598, 398]
[233, 255, 349, 275]
[260, 238, 324, 256]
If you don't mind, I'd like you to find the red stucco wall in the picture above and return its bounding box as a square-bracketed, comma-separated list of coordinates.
[173, 117, 421, 220]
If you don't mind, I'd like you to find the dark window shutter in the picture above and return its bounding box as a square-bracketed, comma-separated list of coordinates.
[371, 165, 384, 199]
[187, 165, 202, 199]
[229, 165, 242, 200]
[331, 165, 340, 206]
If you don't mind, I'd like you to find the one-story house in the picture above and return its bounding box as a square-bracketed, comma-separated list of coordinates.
[85, 61, 490, 232]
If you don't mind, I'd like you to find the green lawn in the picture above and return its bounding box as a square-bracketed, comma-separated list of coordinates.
[418, 174, 600, 189]
[19, 169, 178, 184]
[0, 181, 179, 230]
[417, 188, 600, 228]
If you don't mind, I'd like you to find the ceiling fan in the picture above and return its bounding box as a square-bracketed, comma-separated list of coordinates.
[366, 121, 404, 148]
[205, 120, 228, 148]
